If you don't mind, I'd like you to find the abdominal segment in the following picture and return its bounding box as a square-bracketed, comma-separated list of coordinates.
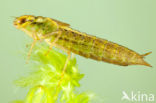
[49, 28, 151, 67]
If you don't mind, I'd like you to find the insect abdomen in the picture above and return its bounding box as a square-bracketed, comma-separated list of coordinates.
[54, 28, 151, 67]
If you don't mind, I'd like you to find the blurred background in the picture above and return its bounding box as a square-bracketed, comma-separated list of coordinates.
[0, 0, 155, 103]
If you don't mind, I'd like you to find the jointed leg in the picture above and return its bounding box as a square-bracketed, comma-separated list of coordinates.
[58, 51, 71, 87]
[54, 51, 71, 100]
[26, 33, 39, 63]
[44, 31, 62, 56]
[41, 31, 61, 40]
[26, 40, 37, 63]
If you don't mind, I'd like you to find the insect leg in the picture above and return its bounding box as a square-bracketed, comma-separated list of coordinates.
[41, 31, 61, 39]
[58, 51, 71, 87]
[26, 33, 39, 63]
[54, 51, 71, 100]
[44, 31, 62, 56]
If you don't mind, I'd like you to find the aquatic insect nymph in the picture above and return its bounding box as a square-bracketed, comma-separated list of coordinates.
[14, 15, 152, 67]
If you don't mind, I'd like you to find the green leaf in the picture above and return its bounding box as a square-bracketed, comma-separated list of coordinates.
[13, 44, 92, 103]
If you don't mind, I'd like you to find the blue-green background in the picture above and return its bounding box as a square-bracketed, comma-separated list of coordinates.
[0, 0, 155, 103]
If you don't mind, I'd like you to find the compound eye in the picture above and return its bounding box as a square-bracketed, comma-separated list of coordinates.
[19, 18, 26, 24]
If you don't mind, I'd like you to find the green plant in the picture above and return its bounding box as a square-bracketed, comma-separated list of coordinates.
[13, 44, 93, 103]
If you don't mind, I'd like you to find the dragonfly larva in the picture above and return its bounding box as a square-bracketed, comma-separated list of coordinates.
[13, 15, 152, 67]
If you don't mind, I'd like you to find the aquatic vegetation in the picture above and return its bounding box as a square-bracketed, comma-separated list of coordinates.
[12, 44, 92, 103]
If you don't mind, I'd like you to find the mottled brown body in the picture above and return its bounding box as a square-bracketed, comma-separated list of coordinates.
[14, 15, 152, 67]
[47, 27, 151, 67]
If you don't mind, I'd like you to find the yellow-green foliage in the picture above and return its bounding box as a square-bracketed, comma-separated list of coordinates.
[13, 44, 92, 103]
